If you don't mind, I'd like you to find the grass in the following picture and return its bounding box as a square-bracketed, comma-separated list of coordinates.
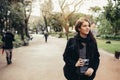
[50, 32, 120, 54]
[96, 39, 120, 54]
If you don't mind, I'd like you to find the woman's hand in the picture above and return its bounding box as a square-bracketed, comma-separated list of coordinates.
[85, 68, 94, 76]
[75, 58, 84, 67]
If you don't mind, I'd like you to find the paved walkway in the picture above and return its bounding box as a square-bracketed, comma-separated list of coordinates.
[94, 49, 120, 80]
[0, 34, 120, 80]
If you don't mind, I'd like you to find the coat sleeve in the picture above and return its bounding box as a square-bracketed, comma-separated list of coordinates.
[90, 42, 100, 74]
[63, 38, 77, 66]
[89, 43, 100, 79]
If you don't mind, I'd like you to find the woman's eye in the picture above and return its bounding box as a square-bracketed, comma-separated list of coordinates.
[83, 25, 89, 27]
[83, 25, 87, 27]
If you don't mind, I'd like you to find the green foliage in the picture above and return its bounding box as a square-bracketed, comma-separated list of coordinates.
[0, 0, 10, 34]
[89, 6, 101, 13]
[103, 0, 120, 35]
[0, 1, 26, 37]
[14, 34, 23, 48]
[10, 2, 25, 26]
[0, 0, 9, 18]
[68, 13, 86, 27]
[97, 14, 113, 34]
[49, 13, 63, 32]
[101, 35, 120, 40]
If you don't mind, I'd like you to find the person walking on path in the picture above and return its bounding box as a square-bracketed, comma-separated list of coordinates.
[2, 30, 15, 65]
[44, 31, 48, 43]
[63, 18, 100, 80]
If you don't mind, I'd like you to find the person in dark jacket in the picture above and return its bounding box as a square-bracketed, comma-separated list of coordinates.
[44, 31, 48, 43]
[63, 18, 100, 80]
[2, 30, 15, 65]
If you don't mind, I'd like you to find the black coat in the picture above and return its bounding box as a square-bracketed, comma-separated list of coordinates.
[2, 32, 15, 49]
[63, 35, 100, 80]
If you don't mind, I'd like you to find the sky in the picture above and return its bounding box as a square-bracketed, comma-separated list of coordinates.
[77, 0, 108, 14]
[31, 0, 108, 16]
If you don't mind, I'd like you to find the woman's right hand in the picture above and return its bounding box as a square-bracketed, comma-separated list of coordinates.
[75, 58, 84, 67]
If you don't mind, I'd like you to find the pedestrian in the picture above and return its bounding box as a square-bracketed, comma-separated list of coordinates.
[2, 30, 15, 65]
[63, 18, 100, 80]
[44, 31, 48, 43]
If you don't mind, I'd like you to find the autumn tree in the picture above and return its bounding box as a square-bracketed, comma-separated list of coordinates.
[40, 0, 53, 32]
[58, 0, 83, 40]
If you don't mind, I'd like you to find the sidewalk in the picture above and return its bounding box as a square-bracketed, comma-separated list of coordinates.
[94, 48, 120, 80]
[0, 34, 66, 80]
[0, 34, 120, 80]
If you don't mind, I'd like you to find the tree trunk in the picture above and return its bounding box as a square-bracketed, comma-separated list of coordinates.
[64, 25, 69, 40]
[25, 19, 30, 38]
[44, 16, 48, 32]
[19, 24, 24, 41]
[64, 19, 69, 40]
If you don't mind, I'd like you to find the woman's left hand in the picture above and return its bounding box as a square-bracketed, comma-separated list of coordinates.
[85, 68, 94, 77]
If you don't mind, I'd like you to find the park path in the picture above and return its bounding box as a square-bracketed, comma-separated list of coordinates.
[0, 34, 120, 80]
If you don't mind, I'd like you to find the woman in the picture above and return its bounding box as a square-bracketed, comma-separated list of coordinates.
[63, 18, 100, 80]
[2, 30, 15, 65]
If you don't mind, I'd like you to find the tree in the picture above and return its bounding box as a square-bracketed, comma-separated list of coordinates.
[88, 6, 102, 25]
[10, 0, 32, 41]
[97, 14, 113, 35]
[50, 13, 63, 32]
[24, 0, 32, 38]
[40, 0, 53, 32]
[103, 0, 120, 35]
[68, 13, 86, 29]
[0, 0, 10, 35]
[10, 1, 25, 40]
[89, 6, 101, 14]
[58, 0, 83, 40]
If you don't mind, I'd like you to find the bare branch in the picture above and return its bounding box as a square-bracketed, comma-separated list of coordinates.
[74, 0, 83, 8]
[67, 0, 83, 18]
[67, 0, 76, 6]
[74, 0, 83, 12]
[57, 0, 84, 35]
[59, 0, 66, 9]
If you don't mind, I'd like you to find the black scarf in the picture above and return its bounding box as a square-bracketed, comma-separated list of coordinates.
[75, 34, 90, 49]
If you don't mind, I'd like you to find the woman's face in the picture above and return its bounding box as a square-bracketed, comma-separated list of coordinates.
[78, 21, 90, 36]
